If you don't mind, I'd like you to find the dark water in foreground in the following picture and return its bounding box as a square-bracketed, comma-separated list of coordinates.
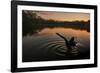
[22, 27, 90, 62]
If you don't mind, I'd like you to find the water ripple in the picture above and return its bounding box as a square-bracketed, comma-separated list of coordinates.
[39, 40, 79, 57]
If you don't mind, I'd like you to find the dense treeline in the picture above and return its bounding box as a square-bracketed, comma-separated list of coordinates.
[22, 10, 90, 36]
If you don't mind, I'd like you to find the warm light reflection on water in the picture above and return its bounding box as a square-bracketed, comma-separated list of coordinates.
[38, 27, 90, 39]
[23, 27, 90, 62]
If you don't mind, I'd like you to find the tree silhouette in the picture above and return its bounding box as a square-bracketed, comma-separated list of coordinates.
[22, 10, 90, 36]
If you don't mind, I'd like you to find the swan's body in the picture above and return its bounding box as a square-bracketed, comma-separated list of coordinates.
[56, 33, 77, 54]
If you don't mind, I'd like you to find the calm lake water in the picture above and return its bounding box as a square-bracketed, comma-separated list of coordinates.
[22, 27, 90, 62]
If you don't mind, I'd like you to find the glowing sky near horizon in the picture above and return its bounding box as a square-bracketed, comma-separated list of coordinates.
[33, 11, 90, 22]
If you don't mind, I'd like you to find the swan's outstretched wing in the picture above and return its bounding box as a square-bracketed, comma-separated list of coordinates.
[56, 33, 68, 42]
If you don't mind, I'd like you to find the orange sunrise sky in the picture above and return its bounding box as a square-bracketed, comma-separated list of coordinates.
[33, 11, 90, 22]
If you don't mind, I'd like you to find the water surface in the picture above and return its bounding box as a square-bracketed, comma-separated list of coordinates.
[22, 27, 90, 62]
